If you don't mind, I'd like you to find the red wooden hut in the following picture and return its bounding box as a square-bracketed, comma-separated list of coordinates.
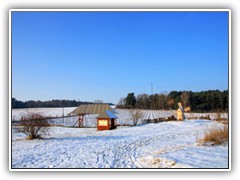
[96, 110, 118, 131]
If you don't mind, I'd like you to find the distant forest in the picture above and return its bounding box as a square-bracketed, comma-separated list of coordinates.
[11, 98, 113, 109]
[117, 90, 228, 113]
[12, 90, 228, 112]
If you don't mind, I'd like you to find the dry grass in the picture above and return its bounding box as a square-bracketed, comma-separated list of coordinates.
[217, 120, 229, 125]
[198, 125, 228, 145]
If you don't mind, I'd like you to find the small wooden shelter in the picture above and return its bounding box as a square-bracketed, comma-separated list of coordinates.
[96, 110, 118, 131]
[69, 104, 117, 127]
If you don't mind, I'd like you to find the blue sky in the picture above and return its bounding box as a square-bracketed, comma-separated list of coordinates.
[12, 11, 229, 104]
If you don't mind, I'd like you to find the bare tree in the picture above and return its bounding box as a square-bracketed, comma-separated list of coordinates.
[18, 112, 51, 140]
[158, 93, 167, 109]
[117, 97, 126, 108]
[180, 91, 190, 108]
[137, 94, 150, 109]
[167, 99, 175, 109]
[129, 109, 144, 126]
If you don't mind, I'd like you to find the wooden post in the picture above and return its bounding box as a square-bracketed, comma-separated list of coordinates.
[78, 114, 84, 127]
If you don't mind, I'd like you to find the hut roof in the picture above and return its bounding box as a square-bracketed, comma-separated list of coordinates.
[97, 110, 118, 119]
[69, 104, 118, 115]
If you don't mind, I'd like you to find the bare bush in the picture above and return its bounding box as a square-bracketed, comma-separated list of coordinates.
[214, 113, 228, 125]
[129, 110, 143, 126]
[166, 115, 177, 121]
[215, 112, 221, 120]
[18, 112, 51, 140]
[180, 91, 190, 108]
[199, 115, 211, 120]
[198, 125, 228, 145]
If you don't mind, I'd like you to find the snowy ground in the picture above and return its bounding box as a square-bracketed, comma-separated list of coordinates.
[11, 107, 77, 121]
[11, 120, 228, 169]
[12, 107, 228, 127]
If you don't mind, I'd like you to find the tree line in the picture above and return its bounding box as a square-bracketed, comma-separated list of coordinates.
[117, 90, 228, 112]
[11, 98, 108, 109]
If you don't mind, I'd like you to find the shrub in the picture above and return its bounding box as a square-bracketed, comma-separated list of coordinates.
[129, 109, 143, 126]
[18, 112, 50, 140]
[199, 115, 211, 120]
[215, 112, 221, 120]
[198, 125, 228, 145]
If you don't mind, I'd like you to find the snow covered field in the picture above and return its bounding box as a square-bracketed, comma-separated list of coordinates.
[12, 107, 228, 127]
[11, 120, 228, 169]
[12, 107, 77, 121]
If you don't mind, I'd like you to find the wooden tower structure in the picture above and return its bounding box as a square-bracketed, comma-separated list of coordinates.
[177, 102, 191, 121]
